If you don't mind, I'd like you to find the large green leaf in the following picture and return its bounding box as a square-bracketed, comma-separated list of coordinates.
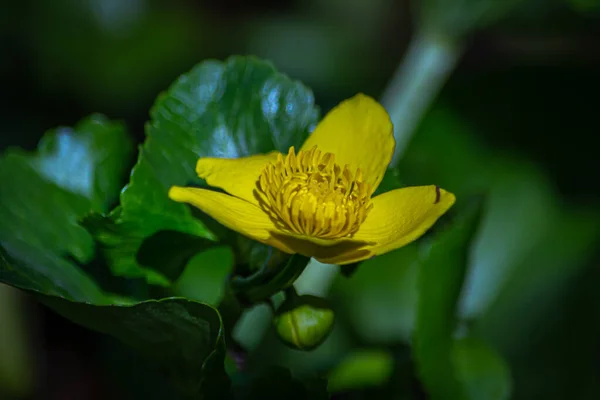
[0, 115, 133, 302]
[2, 243, 227, 398]
[93, 55, 320, 282]
[1, 214, 228, 398]
[43, 296, 229, 399]
[414, 198, 484, 400]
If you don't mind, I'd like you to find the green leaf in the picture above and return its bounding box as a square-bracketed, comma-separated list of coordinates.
[0, 246, 107, 303]
[0, 115, 133, 302]
[453, 338, 512, 400]
[1, 244, 228, 398]
[95, 55, 320, 281]
[82, 211, 217, 286]
[42, 296, 229, 399]
[414, 197, 484, 400]
[81, 211, 171, 286]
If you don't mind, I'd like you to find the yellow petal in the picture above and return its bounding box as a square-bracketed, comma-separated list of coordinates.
[195, 152, 279, 205]
[270, 231, 371, 263]
[300, 94, 394, 190]
[328, 185, 456, 264]
[168, 186, 295, 253]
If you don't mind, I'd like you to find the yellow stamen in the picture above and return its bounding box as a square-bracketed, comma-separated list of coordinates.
[257, 146, 373, 239]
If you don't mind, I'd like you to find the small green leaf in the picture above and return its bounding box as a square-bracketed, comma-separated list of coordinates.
[414, 197, 484, 400]
[96, 56, 320, 280]
[453, 338, 512, 400]
[43, 295, 229, 399]
[0, 115, 133, 302]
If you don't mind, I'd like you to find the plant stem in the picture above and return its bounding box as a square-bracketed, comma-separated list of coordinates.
[382, 30, 462, 166]
[293, 260, 339, 297]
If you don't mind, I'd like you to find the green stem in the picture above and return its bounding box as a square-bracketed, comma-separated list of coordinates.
[381, 30, 462, 166]
[232, 303, 273, 350]
[293, 260, 339, 297]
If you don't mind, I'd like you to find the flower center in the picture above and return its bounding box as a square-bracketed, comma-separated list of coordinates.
[257, 146, 373, 239]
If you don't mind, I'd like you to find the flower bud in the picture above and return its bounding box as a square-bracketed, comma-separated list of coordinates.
[273, 295, 335, 351]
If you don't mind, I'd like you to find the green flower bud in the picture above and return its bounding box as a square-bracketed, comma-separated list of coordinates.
[273, 295, 335, 351]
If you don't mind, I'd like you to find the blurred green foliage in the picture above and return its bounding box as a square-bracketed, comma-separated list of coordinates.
[0, 286, 34, 399]
[327, 349, 394, 393]
[413, 198, 484, 400]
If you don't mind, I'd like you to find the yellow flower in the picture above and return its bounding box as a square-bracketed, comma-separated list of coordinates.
[168, 94, 455, 265]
